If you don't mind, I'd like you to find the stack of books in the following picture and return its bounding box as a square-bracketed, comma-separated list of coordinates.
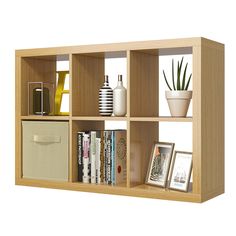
[77, 130, 126, 185]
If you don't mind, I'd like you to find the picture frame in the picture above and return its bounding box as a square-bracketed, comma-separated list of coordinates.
[145, 142, 175, 188]
[169, 151, 192, 192]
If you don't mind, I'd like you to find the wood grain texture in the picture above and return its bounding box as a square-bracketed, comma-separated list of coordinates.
[16, 37, 204, 57]
[15, 56, 22, 181]
[72, 54, 104, 116]
[192, 46, 202, 195]
[126, 120, 131, 187]
[127, 51, 131, 117]
[69, 54, 73, 116]
[20, 57, 56, 116]
[130, 122, 158, 187]
[21, 115, 69, 120]
[72, 116, 128, 121]
[130, 51, 158, 117]
[200, 39, 224, 201]
[130, 117, 192, 122]
[16, 178, 201, 202]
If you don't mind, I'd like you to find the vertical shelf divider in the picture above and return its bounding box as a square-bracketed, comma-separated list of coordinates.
[126, 50, 131, 187]
[69, 54, 73, 182]
[15, 56, 22, 181]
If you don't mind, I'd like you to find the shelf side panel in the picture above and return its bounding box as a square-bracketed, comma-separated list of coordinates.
[130, 51, 158, 117]
[201, 42, 224, 201]
[15, 56, 22, 181]
[192, 46, 202, 195]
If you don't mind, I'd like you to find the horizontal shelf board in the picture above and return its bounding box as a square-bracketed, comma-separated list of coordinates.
[72, 116, 128, 121]
[136, 47, 192, 56]
[16, 37, 204, 57]
[131, 184, 198, 202]
[74, 51, 126, 59]
[16, 178, 201, 202]
[21, 115, 70, 121]
[71, 182, 127, 189]
[130, 117, 193, 122]
[159, 47, 192, 56]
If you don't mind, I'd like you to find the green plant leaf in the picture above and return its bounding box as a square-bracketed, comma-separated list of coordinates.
[182, 62, 188, 90]
[177, 57, 184, 90]
[177, 61, 180, 90]
[172, 59, 176, 90]
[163, 70, 172, 90]
[179, 56, 184, 71]
[185, 73, 192, 90]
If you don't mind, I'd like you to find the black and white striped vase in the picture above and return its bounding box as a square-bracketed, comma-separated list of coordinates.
[99, 75, 113, 116]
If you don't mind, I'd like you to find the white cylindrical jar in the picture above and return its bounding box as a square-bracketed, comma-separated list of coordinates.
[113, 75, 127, 116]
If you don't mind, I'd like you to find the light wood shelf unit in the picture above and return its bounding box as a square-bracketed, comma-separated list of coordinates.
[15, 37, 224, 203]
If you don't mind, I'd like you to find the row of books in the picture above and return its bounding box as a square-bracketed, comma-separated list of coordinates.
[77, 130, 127, 185]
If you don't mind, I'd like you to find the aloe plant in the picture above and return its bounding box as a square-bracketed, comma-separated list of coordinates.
[163, 57, 192, 91]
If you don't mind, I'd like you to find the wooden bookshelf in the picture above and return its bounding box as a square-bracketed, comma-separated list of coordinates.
[15, 37, 224, 202]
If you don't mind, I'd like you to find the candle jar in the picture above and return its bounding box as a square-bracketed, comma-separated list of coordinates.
[28, 82, 55, 116]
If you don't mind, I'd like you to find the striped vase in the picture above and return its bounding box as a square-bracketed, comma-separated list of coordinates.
[99, 75, 113, 116]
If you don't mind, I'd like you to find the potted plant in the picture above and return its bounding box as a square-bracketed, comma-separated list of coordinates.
[163, 57, 192, 117]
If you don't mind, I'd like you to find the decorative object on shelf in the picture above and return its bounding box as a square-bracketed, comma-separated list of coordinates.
[169, 151, 192, 192]
[99, 75, 113, 116]
[146, 142, 175, 187]
[77, 130, 127, 185]
[55, 71, 69, 116]
[28, 82, 54, 116]
[113, 74, 127, 116]
[22, 121, 69, 181]
[163, 57, 192, 117]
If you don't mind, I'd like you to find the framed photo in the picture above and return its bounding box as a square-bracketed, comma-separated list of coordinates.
[145, 142, 175, 187]
[169, 151, 192, 192]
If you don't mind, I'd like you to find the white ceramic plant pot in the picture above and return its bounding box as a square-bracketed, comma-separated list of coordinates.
[165, 91, 192, 117]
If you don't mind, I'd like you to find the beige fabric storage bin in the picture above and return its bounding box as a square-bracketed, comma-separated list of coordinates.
[22, 121, 69, 181]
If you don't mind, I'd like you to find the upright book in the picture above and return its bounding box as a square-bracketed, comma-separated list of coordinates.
[113, 130, 127, 185]
[77, 132, 84, 182]
[90, 131, 101, 184]
[83, 133, 90, 183]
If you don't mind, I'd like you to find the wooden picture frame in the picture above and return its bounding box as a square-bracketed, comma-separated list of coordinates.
[145, 142, 175, 188]
[169, 151, 193, 192]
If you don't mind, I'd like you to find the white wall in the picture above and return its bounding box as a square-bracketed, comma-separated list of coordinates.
[0, 0, 234, 235]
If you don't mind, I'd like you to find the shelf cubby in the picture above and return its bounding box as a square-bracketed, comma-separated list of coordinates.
[71, 119, 128, 185]
[158, 49, 193, 117]
[129, 121, 193, 190]
[129, 50, 158, 117]
[18, 54, 70, 117]
[71, 51, 127, 117]
[16, 37, 224, 202]
[129, 121, 158, 187]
